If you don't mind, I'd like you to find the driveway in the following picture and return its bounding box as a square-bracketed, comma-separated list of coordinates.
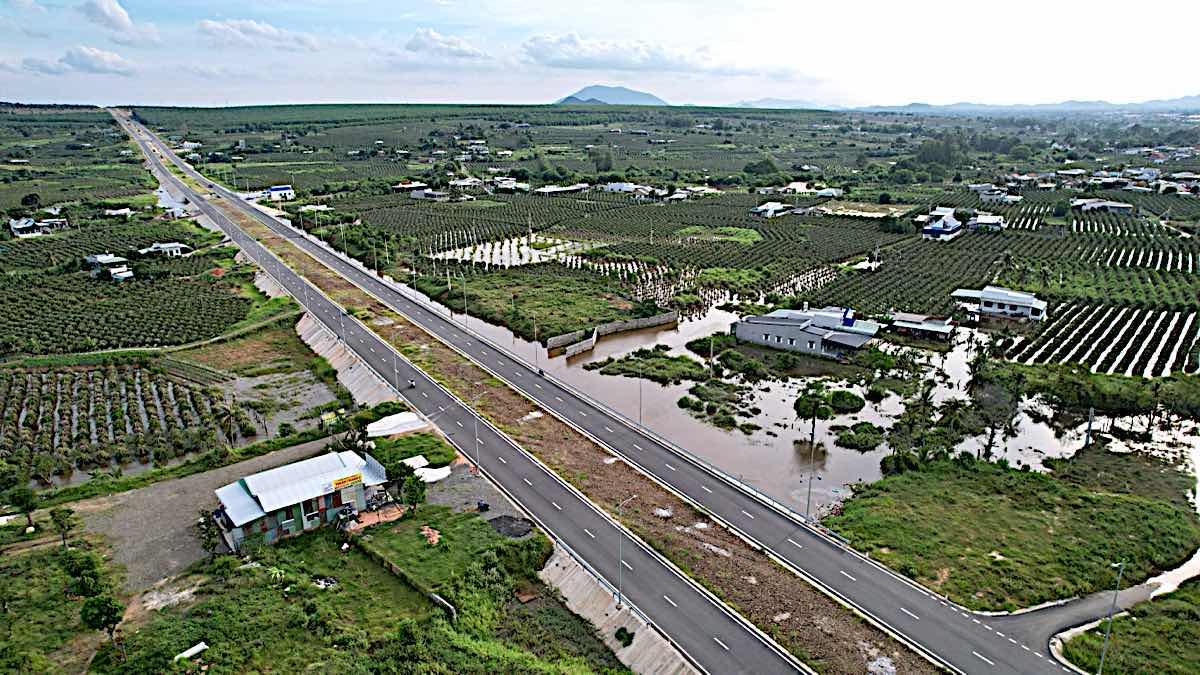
[77, 437, 331, 592]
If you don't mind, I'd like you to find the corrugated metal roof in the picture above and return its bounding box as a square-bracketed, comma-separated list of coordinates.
[216, 480, 266, 527]
[215, 451, 388, 521]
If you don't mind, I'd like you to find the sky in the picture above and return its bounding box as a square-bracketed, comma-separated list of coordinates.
[2, 0, 1199, 108]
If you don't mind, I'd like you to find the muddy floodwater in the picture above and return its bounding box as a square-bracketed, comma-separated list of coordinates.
[394, 286, 1200, 521]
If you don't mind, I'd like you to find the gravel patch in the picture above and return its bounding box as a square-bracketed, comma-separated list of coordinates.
[77, 436, 332, 592]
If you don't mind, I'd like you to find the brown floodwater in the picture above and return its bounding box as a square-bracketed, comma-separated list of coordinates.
[401, 285, 1200, 522]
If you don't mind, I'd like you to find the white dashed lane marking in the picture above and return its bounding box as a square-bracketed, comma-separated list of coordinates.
[621, 560, 633, 571]
[663, 595, 677, 608]
[972, 651, 995, 667]
[700, 485, 713, 493]
[839, 570, 857, 582]
[713, 637, 730, 652]
[523, 478, 533, 487]
[497, 456, 507, 465]
[583, 528, 595, 539]
[786, 538, 803, 549]
[901, 607, 920, 621]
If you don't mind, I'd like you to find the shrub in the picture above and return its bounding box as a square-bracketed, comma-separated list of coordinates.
[830, 389, 865, 414]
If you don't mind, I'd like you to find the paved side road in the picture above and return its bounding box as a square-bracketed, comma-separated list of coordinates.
[119, 113, 804, 675]
[77, 438, 331, 592]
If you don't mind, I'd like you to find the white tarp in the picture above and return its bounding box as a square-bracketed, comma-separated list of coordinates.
[366, 412, 428, 437]
[415, 466, 452, 483]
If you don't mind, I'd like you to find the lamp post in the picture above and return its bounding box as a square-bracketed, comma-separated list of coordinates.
[1098, 559, 1126, 675]
[472, 392, 485, 473]
[617, 494, 637, 608]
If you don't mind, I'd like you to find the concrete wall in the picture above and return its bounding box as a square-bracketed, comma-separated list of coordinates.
[547, 311, 679, 353]
[539, 544, 699, 675]
[295, 313, 395, 407]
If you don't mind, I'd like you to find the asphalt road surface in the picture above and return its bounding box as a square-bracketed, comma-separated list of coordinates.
[118, 111, 1119, 675]
[117, 113, 803, 675]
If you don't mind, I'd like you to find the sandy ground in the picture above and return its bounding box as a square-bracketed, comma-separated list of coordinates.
[76, 436, 332, 592]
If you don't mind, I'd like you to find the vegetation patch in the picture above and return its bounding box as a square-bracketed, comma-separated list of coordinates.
[833, 421, 885, 451]
[1062, 577, 1200, 675]
[584, 344, 707, 384]
[826, 456, 1200, 611]
[675, 225, 763, 245]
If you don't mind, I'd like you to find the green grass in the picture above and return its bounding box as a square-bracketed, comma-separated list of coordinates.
[91, 531, 434, 674]
[358, 504, 507, 592]
[370, 432, 457, 468]
[826, 457, 1200, 611]
[0, 543, 118, 673]
[675, 225, 763, 245]
[584, 344, 708, 384]
[1062, 578, 1200, 675]
[414, 264, 646, 341]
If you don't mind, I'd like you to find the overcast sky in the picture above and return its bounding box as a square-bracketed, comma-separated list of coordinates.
[2, 0, 1198, 108]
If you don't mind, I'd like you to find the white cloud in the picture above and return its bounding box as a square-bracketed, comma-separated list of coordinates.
[198, 18, 320, 52]
[20, 46, 135, 77]
[62, 45, 135, 75]
[77, 0, 160, 47]
[522, 33, 724, 73]
[405, 28, 487, 60]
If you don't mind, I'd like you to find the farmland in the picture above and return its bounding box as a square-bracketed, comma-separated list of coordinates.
[0, 363, 226, 484]
[0, 104, 154, 209]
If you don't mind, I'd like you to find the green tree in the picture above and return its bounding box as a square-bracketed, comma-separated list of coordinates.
[7, 486, 37, 530]
[81, 594, 125, 661]
[794, 381, 834, 451]
[195, 510, 220, 563]
[20, 193, 40, 208]
[49, 507, 77, 548]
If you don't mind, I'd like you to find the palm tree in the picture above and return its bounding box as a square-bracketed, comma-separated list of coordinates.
[212, 404, 237, 447]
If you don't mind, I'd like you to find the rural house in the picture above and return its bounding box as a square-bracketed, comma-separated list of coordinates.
[138, 242, 192, 257]
[733, 306, 881, 358]
[213, 450, 388, 552]
[265, 185, 296, 201]
[888, 312, 954, 341]
[916, 207, 962, 240]
[750, 201, 792, 218]
[951, 285, 1047, 321]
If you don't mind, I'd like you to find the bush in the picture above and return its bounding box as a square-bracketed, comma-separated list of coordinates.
[830, 389, 865, 413]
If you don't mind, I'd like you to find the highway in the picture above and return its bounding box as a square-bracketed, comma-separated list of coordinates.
[116, 113, 804, 675]
[120, 111, 1087, 675]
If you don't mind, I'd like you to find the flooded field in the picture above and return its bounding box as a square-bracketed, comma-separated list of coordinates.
[397, 285, 1200, 524]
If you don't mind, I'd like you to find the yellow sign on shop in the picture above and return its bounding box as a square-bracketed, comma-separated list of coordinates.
[332, 473, 362, 491]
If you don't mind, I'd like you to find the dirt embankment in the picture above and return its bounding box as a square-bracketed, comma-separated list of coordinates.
[219, 200, 936, 673]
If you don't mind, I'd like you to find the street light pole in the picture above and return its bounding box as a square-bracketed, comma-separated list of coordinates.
[805, 409, 819, 519]
[638, 359, 643, 426]
[617, 494, 637, 608]
[472, 393, 485, 473]
[1098, 559, 1126, 675]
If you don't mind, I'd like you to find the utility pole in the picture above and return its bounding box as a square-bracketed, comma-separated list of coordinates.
[1098, 559, 1125, 675]
[617, 494, 637, 608]
[805, 409, 819, 520]
[1086, 406, 1095, 447]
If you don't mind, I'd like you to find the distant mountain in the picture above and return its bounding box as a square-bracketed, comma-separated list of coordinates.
[734, 98, 845, 111]
[857, 94, 1200, 115]
[556, 85, 668, 106]
[557, 96, 607, 105]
